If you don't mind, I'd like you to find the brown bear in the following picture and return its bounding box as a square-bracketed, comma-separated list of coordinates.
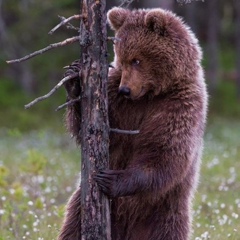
[58, 7, 208, 240]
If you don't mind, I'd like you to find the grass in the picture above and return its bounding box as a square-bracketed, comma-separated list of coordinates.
[0, 117, 239, 239]
[0, 128, 80, 240]
[193, 117, 240, 239]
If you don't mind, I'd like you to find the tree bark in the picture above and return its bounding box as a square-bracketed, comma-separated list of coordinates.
[79, 0, 111, 239]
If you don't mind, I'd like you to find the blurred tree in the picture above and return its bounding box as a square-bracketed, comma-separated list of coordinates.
[2, 0, 240, 113]
[206, 0, 220, 94]
[158, 0, 174, 10]
[1, 0, 78, 95]
[184, 2, 197, 34]
[132, 0, 174, 9]
[234, 0, 240, 100]
[143, 0, 174, 9]
[0, 0, 34, 93]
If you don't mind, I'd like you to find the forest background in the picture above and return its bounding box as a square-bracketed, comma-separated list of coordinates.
[1, 0, 240, 128]
[0, 0, 240, 240]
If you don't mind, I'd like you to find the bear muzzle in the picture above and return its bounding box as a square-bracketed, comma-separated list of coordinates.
[118, 86, 131, 97]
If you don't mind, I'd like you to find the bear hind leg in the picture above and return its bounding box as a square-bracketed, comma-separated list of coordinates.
[151, 213, 191, 240]
[58, 187, 81, 240]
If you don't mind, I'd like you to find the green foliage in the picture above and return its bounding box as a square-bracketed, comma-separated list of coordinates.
[0, 129, 80, 239]
[219, 46, 236, 72]
[21, 149, 47, 175]
[0, 78, 66, 131]
[193, 118, 240, 239]
[0, 165, 9, 187]
[1, 0, 79, 96]
[206, 46, 240, 118]
[0, 79, 27, 107]
[210, 81, 240, 118]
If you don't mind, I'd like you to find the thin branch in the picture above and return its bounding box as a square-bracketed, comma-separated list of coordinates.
[24, 73, 79, 109]
[176, 0, 194, 4]
[59, 16, 80, 32]
[55, 97, 81, 111]
[66, 24, 80, 31]
[107, 37, 121, 44]
[6, 36, 79, 64]
[110, 128, 140, 135]
[119, 0, 134, 8]
[49, 14, 82, 35]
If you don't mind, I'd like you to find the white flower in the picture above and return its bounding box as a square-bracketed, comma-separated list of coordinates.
[0, 209, 5, 215]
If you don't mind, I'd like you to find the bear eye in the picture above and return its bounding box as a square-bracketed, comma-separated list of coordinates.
[131, 59, 140, 66]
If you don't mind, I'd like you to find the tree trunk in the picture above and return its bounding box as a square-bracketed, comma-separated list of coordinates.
[235, 0, 240, 100]
[0, 0, 35, 94]
[79, 0, 111, 239]
[137, 0, 174, 10]
[159, 0, 174, 10]
[207, 0, 219, 94]
[185, 1, 197, 35]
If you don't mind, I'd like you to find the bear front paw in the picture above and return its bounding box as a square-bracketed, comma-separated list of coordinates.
[63, 60, 81, 99]
[94, 170, 124, 198]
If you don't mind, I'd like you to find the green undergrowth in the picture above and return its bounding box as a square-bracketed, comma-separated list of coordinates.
[193, 117, 240, 239]
[0, 117, 240, 239]
[209, 80, 240, 118]
[0, 129, 80, 240]
[0, 78, 66, 132]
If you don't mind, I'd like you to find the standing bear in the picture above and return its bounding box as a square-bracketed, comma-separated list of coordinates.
[58, 7, 208, 240]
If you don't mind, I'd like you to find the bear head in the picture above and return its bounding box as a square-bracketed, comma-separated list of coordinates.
[107, 7, 202, 100]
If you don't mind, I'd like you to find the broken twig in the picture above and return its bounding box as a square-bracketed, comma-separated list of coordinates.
[7, 36, 79, 64]
[49, 15, 82, 34]
[24, 73, 79, 109]
[107, 37, 121, 44]
[119, 0, 134, 7]
[110, 128, 140, 135]
[65, 24, 79, 31]
[55, 97, 81, 111]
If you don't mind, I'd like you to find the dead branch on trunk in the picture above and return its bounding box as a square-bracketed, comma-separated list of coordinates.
[49, 15, 82, 35]
[60, 17, 79, 31]
[6, 36, 79, 64]
[107, 37, 121, 44]
[119, 0, 134, 7]
[55, 97, 81, 111]
[110, 128, 140, 135]
[24, 73, 78, 109]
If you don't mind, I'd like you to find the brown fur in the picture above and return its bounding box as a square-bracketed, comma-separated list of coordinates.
[58, 7, 208, 240]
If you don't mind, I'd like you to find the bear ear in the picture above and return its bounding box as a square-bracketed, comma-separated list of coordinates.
[144, 10, 168, 36]
[107, 7, 130, 31]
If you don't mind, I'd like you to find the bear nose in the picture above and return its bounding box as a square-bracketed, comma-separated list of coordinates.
[118, 86, 131, 96]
